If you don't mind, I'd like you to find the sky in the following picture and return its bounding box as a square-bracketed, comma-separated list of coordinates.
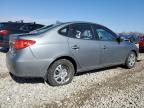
[0, 0, 144, 33]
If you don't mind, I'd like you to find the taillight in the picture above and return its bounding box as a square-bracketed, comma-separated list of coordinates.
[0, 30, 9, 36]
[13, 39, 36, 49]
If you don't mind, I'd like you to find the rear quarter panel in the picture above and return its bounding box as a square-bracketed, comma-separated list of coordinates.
[30, 30, 71, 59]
[29, 29, 79, 70]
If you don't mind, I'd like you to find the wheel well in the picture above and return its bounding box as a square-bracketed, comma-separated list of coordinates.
[51, 56, 77, 72]
[131, 50, 138, 57]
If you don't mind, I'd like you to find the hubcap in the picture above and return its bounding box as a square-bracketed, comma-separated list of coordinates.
[54, 64, 69, 84]
[128, 53, 136, 67]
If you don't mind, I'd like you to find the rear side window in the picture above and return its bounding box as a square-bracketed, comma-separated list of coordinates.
[59, 26, 69, 36]
[69, 23, 94, 40]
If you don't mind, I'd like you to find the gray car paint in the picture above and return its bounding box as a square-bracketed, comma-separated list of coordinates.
[6, 21, 138, 78]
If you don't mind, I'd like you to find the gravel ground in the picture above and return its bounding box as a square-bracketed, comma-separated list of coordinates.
[0, 51, 8, 78]
[0, 50, 144, 108]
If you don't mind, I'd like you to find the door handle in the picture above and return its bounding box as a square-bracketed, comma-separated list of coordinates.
[71, 45, 80, 50]
[103, 45, 107, 49]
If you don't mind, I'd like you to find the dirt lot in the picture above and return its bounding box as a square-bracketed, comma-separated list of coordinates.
[0, 51, 144, 108]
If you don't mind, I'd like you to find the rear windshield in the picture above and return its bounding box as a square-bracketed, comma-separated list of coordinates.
[30, 23, 63, 34]
[34, 24, 54, 32]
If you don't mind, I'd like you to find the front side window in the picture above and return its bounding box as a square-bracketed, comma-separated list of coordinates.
[69, 24, 93, 40]
[96, 28, 116, 41]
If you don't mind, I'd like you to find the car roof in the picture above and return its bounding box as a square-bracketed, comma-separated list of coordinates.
[61, 21, 104, 27]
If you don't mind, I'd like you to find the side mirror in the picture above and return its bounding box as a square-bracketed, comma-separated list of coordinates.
[117, 36, 124, 43]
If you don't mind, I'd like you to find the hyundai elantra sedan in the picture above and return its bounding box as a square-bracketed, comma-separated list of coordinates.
[6, 21, 138, 86]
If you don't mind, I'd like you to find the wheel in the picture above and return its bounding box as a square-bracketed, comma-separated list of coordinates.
[125, 52, 136, 69]
[46, 59, 75, 86]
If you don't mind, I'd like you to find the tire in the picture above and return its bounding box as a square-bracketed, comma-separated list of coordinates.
[46, 59, 75, 86]
[125, 52, 136, 69]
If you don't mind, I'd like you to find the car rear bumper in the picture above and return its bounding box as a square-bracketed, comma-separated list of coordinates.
[6, 52, 51, 78]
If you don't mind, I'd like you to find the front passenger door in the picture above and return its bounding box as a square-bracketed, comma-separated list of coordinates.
[94, 27, 127, 66]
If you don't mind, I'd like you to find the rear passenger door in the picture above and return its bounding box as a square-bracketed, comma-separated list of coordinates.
[68, 23, 101, 71]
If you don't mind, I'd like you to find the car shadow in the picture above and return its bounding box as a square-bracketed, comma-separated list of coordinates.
[9, 72, 44, 84]
[9, 58, 144, 84]
[9, 66, 120, 84]
[76, 65, 121, 76]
